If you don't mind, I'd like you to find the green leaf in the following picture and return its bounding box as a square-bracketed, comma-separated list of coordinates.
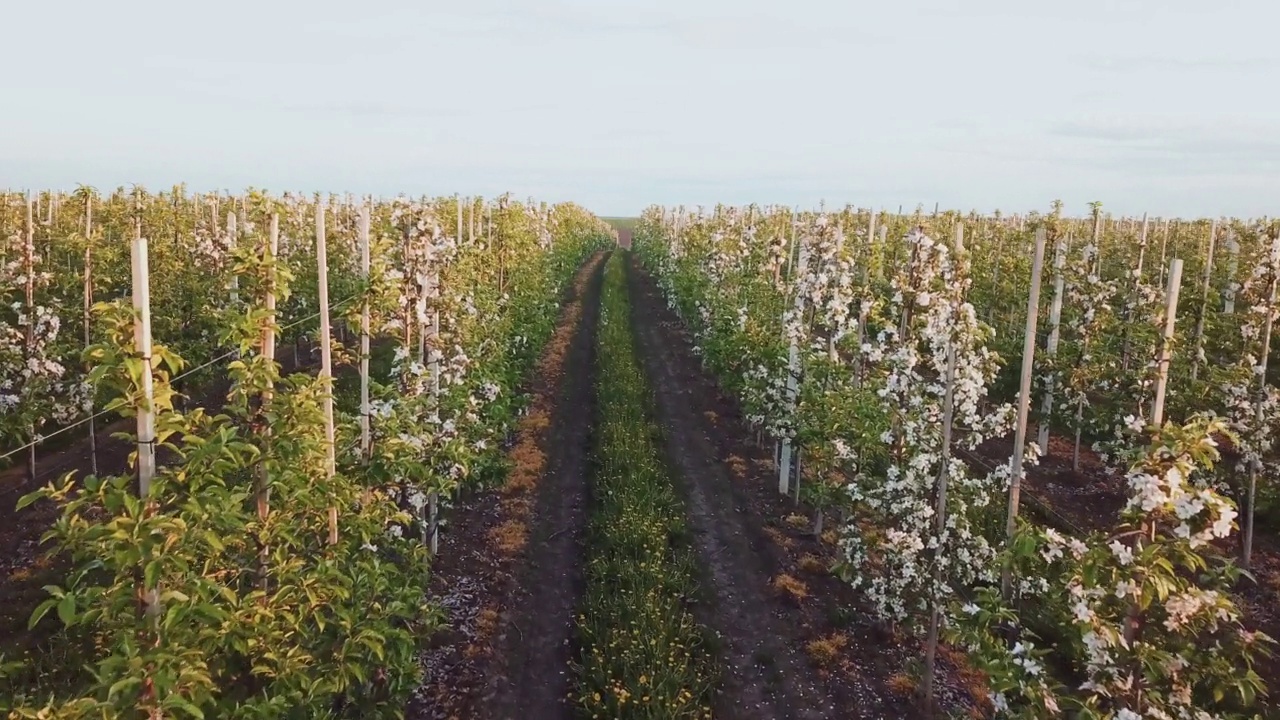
[167, 697, 205, 718]
[108, 676, 142, 701]
[57, 593, 76, 626]
[145, 560, 161, 590]
[28, 598, 59, 630]
[15, 488, 46, 510]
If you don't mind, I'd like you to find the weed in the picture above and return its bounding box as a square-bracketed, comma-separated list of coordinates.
[772, 574, 809, 602]
[805, 633, 849, 667]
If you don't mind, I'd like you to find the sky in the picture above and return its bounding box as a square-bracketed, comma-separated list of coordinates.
[2, 0, 1279, 218]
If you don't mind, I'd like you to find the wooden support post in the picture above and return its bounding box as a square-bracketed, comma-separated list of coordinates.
[130, 216, 157, 497]
[1091, 207, 1103, 276]
[84, 194, 98, 476]
[24, 197, 37, 482]
[868, 209, 880, 283]
[1191, 221, 1218, 382]
[359, 206, 371, 462]
[1225, 231, 1239, 314]
[1244, 270, 1277, 569]
[1119, 214, 1151, 371]
[427, 261, 441, 554]
[1151, 259, 1185, 427]
[227, 210, 239, 306]
[257, 213, 280, 590]
[1003, 227, 1047, 597]
[1038, 234, 1067, 454]
[923, 341, 958, 713]
[779, 235, 807, 496]
[1158, 220, 1170, 285]
[1135, 212, 1150, 276]
[129, 205, 162, 634]
[316, 202, 339, 545]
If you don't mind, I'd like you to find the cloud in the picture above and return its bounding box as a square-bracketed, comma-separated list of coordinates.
[463, 0, 678, 35]
[667, 15, 890, 50]
[1077, 55, 1280, 73]
[1049, 119, 1159, 143]
[281, 101, 558, 120]
[462, 0, 887, 49]
[1046, 117, 1280, 176]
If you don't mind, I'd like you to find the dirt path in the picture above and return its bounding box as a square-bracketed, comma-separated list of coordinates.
[625, 256, 923, 720]
[410, 251, 607, 720]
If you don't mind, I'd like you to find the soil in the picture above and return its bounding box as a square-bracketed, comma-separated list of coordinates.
[408, 251, 607, 720]
[626, 255, 954, 720]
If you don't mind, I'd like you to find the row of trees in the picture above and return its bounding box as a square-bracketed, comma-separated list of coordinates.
[0, 187, 612, 717]
[634, 203, 1275, 719]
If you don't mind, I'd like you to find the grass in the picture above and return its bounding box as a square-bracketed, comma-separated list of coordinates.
[600, 217, 640, 233]
[772, 573, 809, 602]
[573, 254, 715, 719]
[805, 633, 849, 667]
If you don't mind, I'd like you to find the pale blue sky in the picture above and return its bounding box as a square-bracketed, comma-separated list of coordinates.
[3, 0, 1278, 218]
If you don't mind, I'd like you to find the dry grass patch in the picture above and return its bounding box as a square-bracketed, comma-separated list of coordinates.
[784, 513, 809, 530]
[489, 520, 528, 555]
[726, 454, 749, 479]
[805, 632, 848, 667]
[772, 573, 809, 602]
[888, 672, 917, 698]
[797, 554, 827, 574]
[463, 642, 486, 660]
[939, 643, 993, 714]
[476, 606, 501, 640]
[504, 440, 546, 494]
[763, 526, 795, 550]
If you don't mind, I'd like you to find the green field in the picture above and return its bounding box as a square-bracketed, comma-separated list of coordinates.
[600, 216, 639, 233]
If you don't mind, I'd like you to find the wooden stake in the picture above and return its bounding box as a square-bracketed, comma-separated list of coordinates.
[868, 209, 881, 283]
[1091, 207, 1103, 276]
[1158, 220, 1170, 285]
[84, 194, 98, 476]
[1191, 221, 1218, 382]
[257, 213, 280, 590]
[359, 206, 371, 462]
[1135, 212, 1150, 276]
[1151, 258, 1184, 427]
[923, 340, 958, 713]
[23, 197, 36, 482]
[130, 216, 157, 497]
[779, 234, 807, 496]
[427, 255, 441, 553]
[227, 210, 239, 306]
[1038, 234, 1067, 454]
[1243, 267, 1277, 569]
[1225, 230, 1239, 314]
[1002, 227, 1047, 599]
[1118, 214, 1151, 371]
[316, 202, 339, 545]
